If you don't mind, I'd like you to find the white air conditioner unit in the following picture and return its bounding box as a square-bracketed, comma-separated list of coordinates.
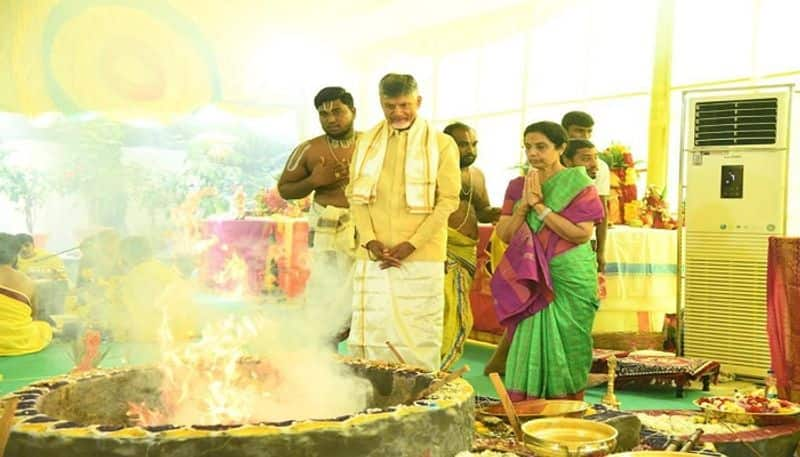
[678, 84, 797, 378]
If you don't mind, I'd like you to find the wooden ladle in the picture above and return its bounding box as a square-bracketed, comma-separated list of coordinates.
[489, 372, 523, 441]
[0, 397, 19, 457]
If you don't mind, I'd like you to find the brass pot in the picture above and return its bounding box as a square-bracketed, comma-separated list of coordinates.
[522, 417, 618, 457]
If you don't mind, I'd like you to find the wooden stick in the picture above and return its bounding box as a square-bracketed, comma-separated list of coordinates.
[30, 246, 80, 263]
[679, 428, 704, 452]
[0, 397, 19, 457]
[412, 365, 470, 402]
[489, 372, 523, 442]
[385, 341, 406, 364]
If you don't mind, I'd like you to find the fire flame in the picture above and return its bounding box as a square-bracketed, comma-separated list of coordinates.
[129, 315, 281, 426]
[213, 253, 249, 298]
[127, 311, 373, 427]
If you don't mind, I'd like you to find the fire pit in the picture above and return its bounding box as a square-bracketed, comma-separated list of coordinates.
[4, 358, 474, 457]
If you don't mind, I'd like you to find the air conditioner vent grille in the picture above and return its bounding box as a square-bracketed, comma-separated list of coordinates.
[694, 97, 778, 146]
[684, 232, 770, 376]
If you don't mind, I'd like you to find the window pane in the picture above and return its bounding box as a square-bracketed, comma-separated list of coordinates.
[471, 114, 524, 204]
[672, 0, 755, 86]
[478, 34, 525, 113]
[524, 103, 584, 126]
[436, 49, 480, 119]
[756, 0, 800, 75]
[584, 96, 651, 204]
[527, 5, 589, 103]
[584, 0, 657, 95]
[581, 96, 651, 163]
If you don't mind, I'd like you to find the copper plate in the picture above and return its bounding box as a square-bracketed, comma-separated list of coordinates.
[609, 453, 698, 456]
[482, 399, 589, 420]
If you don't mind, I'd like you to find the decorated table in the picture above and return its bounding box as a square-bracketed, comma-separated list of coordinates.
[591, 350, 719, 398]
[200, 216, 310, 297]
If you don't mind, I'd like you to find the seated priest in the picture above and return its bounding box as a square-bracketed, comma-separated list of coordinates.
[0, 233, 53, 355]
[15, 233, 67, 280]
[114, 236, 196, 342]
[77, 228, 123, 285]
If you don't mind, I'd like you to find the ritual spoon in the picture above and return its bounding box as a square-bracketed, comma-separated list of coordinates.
[489, 372, 523, 442]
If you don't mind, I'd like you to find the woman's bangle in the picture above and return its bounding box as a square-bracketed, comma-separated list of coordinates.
[536, 205, 552, 221]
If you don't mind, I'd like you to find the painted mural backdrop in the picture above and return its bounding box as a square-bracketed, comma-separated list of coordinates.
[0, 0, 351, 118]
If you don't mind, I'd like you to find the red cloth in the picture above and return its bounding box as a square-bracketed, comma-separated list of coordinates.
[767, 237, 800, 401]
[469, 225, 504, 335]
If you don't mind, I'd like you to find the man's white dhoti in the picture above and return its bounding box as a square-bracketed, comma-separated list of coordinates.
[348, 259, 445, 371]
[306, 203, 356, 340]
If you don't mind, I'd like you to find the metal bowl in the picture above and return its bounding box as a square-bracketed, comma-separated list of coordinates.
[522, 417, 618, 457]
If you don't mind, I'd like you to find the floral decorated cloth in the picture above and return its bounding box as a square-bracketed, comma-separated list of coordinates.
[616, 355, 719, 378]
[608, 355, 721, 398]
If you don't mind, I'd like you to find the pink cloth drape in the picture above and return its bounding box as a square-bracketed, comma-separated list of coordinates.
[767, 237, 800, 401]
[201, 219, 309, 296]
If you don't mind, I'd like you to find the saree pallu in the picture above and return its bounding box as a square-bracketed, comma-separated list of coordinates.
[441, 228, 477, 370]
[493, 167, 604, 399]
[0, 286, 53, 356]
[506, 243, 599, 399]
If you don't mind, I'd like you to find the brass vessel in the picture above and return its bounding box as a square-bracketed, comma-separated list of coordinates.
[522, 417, 618, 456]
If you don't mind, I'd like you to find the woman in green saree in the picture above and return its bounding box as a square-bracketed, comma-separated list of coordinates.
[491, 121, 604, 400]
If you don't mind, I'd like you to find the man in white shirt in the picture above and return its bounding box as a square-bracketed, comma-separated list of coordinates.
[562, 111, 608, 272]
